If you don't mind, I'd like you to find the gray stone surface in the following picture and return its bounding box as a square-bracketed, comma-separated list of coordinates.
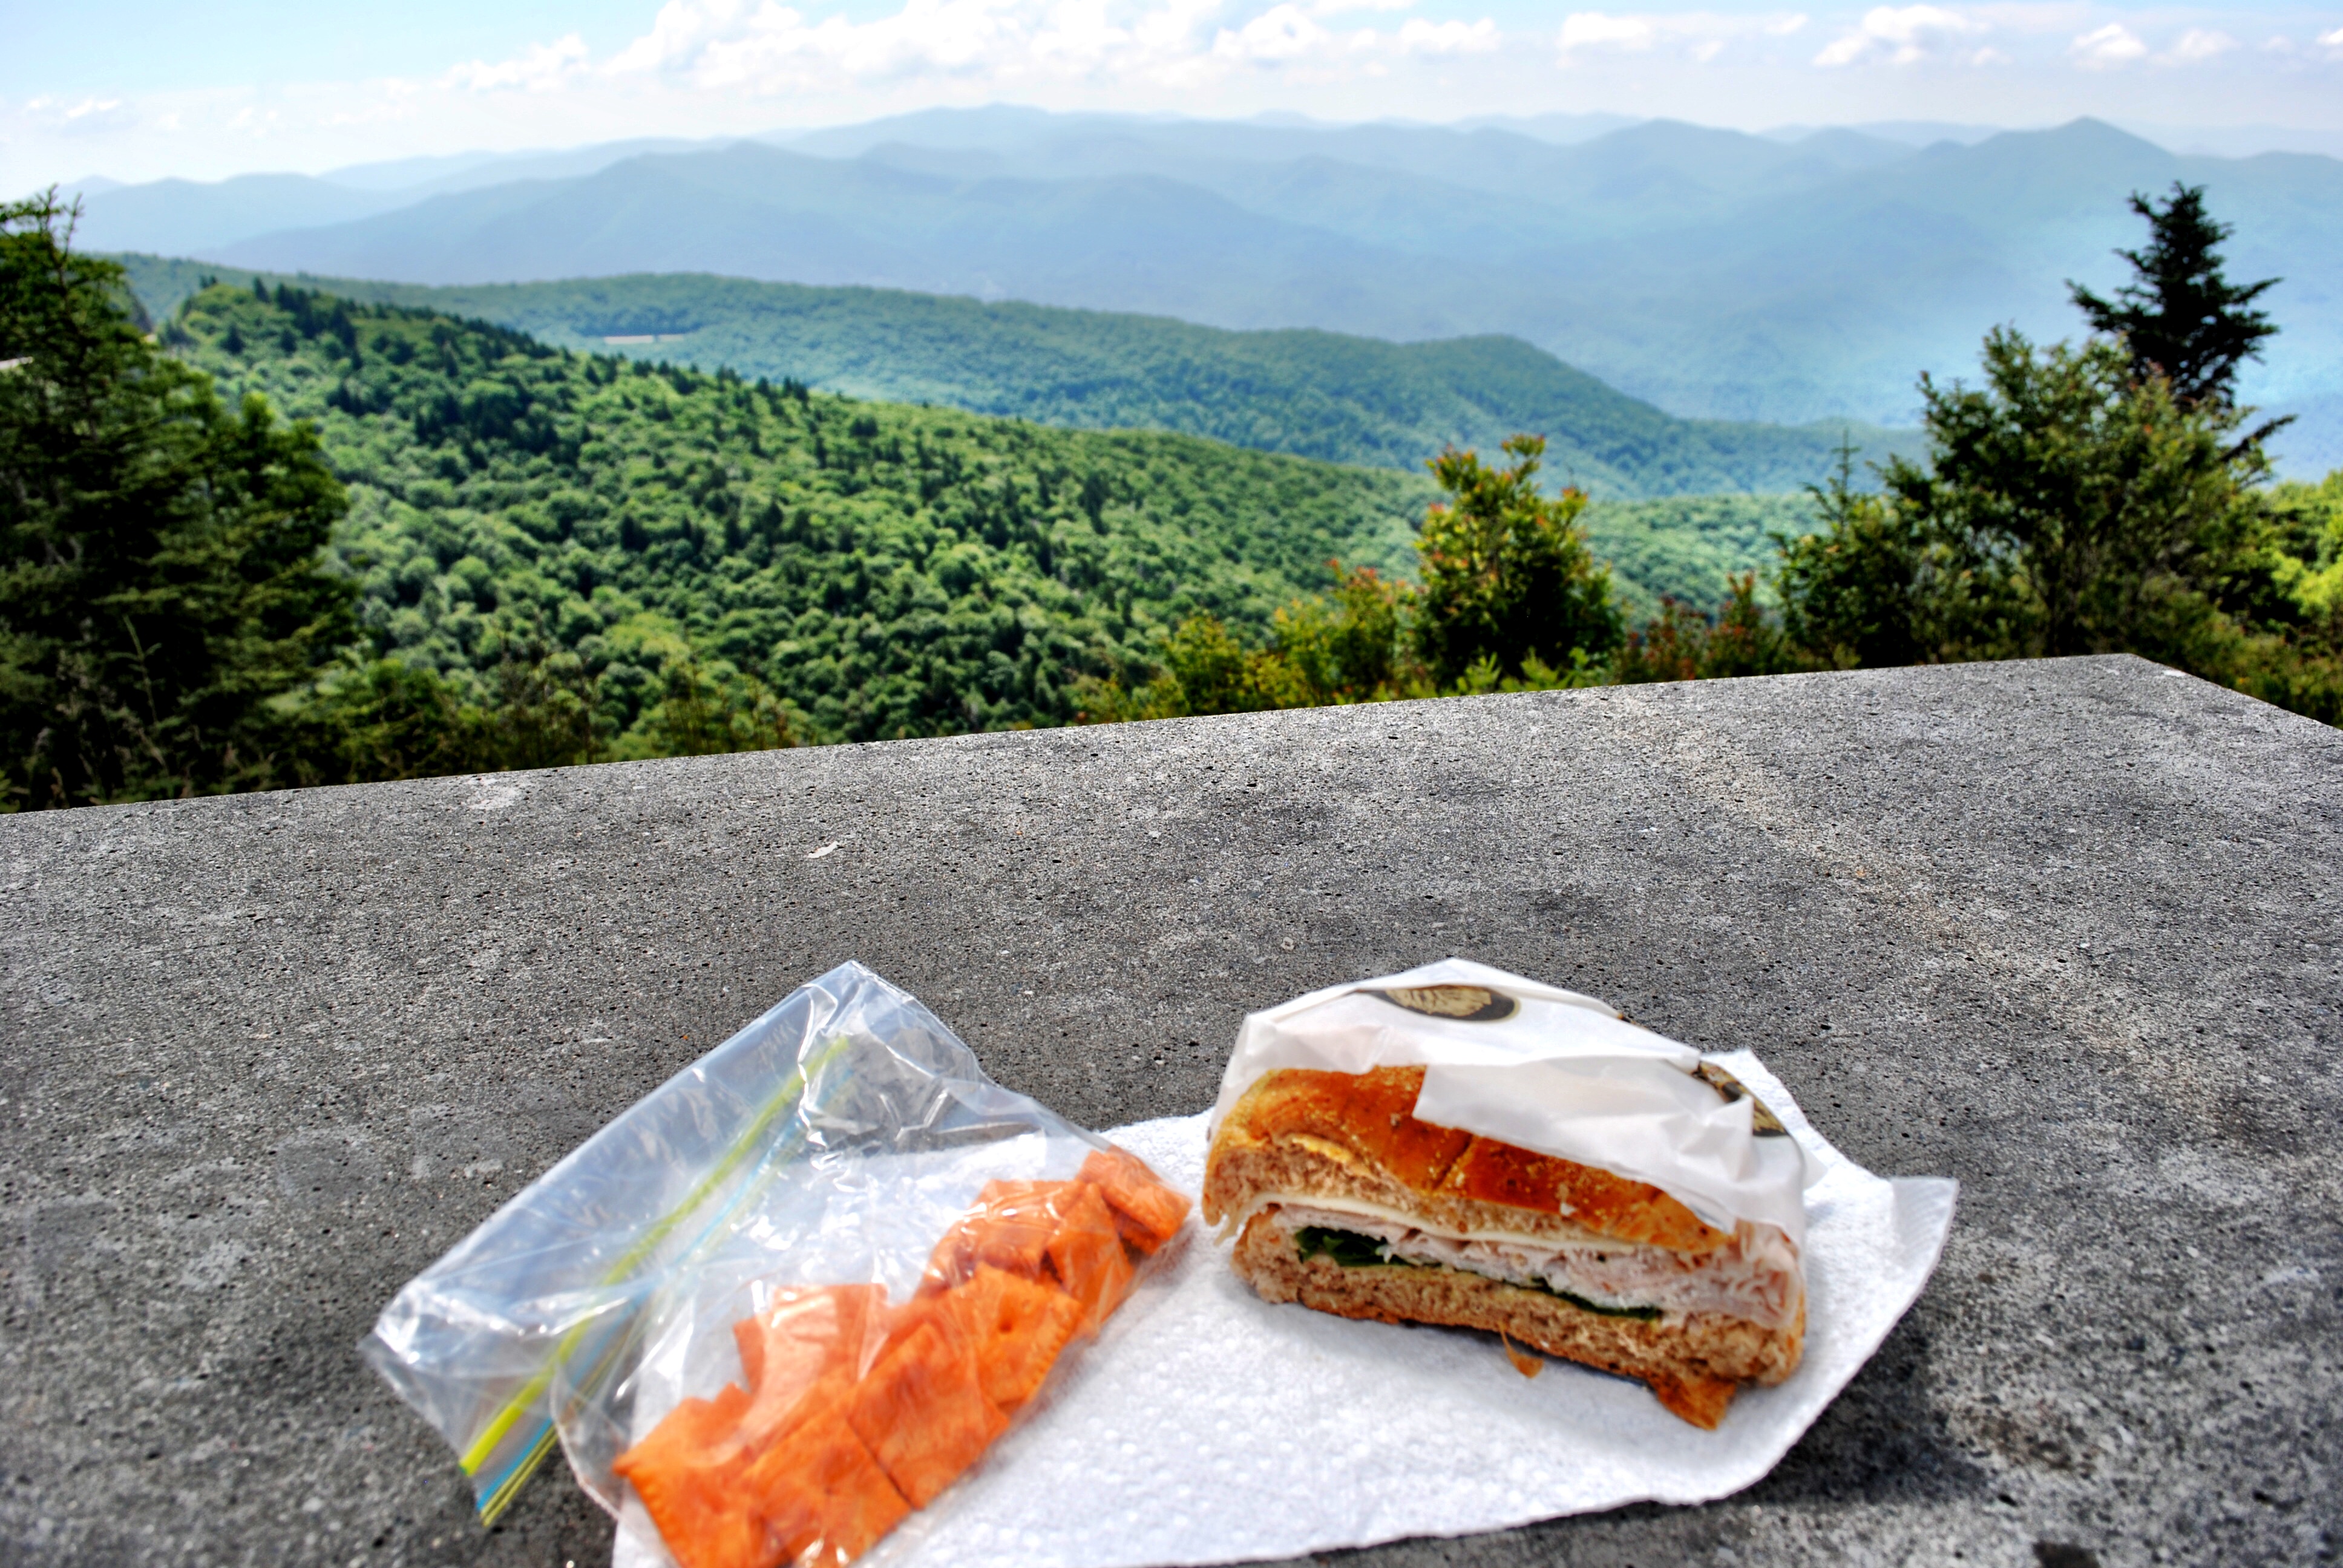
[3, 654, 2339, 1568]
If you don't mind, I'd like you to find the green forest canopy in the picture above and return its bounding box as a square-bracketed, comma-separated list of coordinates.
[19, 175, 2338, 815]
[167, 279, 1435, 744]
[117, 255, 1917, 501]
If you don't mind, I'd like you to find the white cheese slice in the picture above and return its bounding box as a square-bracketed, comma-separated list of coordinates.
[1221, 1189, 1629, 1252]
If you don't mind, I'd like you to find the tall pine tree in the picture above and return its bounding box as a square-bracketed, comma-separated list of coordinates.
[1, 192, 353, 808]
[2069, 181, 2280, 410]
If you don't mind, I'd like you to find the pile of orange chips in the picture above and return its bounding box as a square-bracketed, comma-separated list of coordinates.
[614, 1146, 1190, 1568]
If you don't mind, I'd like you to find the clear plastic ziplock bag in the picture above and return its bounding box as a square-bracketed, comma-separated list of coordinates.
[362, 961, 1191, 1567]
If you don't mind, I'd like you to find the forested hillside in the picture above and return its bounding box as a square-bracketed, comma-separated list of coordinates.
[165, 281, 1430, 743]
[18, 188, 2334, 814]
[1577, 494, 1815, 622]
[119, 258, 1909, 498]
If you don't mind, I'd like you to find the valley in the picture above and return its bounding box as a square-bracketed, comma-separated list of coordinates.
[119, 256, 1909, 502]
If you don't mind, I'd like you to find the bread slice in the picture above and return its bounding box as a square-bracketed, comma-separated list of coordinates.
[1204, 1066, 1804, 1428]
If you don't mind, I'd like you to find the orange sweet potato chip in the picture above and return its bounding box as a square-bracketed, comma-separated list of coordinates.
[844, 1320, 1008, 1508]
[937, 1264, 1084, 1412]
[734, 1284, 888, 1443]
[1076, 1148, 1190, 1252]
[1044, 1183, 1133, 1335]
[614, 1384, 765, 1568]
[631, 1163, 1165, 1568]
[926, 1180, 1075, 1285]
[741, 1400, 911, 1568]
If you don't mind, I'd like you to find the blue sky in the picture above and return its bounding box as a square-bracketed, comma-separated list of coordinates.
[8, 0, 2342, 188]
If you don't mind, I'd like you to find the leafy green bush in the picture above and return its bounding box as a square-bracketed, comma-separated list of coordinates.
[1759, 328, 2339, 720]
[1885, 330, 2263, 668]
[1413, 437, 1622, 685]
[1613, 576, 1785, 685]
[1081, 445, 1627, 717]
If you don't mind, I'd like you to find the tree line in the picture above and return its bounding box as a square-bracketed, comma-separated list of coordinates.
[1100, 184, 2341, 726]
[4, 183, 2338, 811]
[1, 191, 1421, 808]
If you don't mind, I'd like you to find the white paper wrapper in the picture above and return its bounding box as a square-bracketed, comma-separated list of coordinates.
[614, 1050, 1955, 1568]
[1211, 958, 1817, 1241]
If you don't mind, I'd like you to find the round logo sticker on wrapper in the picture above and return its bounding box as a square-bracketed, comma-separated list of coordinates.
[1370, 984, 1520, 1024]
[1693, 1060, 1790, 1137]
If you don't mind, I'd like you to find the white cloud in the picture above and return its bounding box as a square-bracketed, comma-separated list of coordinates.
[18, 96, 136, 135]
[2159, 27, 2235, 64]
[448, 33, 591, 93]
[1965, 2, 2087, 37]
[1560, 12, 1660, 51]
[18, 0, 2343, 193]
[1813, 5, 1985, 68]
[1558, 10, 1803, 64]
[589, 0, 1489, 86]
[603, 1, 736, 75]
[227, 105, 283, 138]
[1394, 17, 1498, 55]
[1132, 0, 1224, 51]
[603, 0, 1043, 89]
[1214, 4, 1331, 62]
[1030, 1, 1136, 66]
[594, 0, 1380, 91]
[2068, 21, 2146, 69]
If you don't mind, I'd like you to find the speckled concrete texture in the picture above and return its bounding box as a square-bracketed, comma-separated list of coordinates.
[3, 654, 2338, 1568]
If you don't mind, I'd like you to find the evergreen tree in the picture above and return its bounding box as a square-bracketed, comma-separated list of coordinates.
[2069, 182, 2280, 410]
[1413, 436, 1620, 684]
[1773, 436, 1932, 670]
[1885, 331, 2261, 664]
[1772, 330, 2265, 673]
[0, 192, 353, 808]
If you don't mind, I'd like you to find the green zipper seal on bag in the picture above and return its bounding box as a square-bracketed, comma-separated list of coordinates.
[460, 1032, 855, 1521]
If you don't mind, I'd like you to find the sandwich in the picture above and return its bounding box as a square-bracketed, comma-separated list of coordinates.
[1202, 965, 1810, 1429]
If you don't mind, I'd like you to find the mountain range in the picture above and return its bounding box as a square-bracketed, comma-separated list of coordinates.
[116, 255, 1918, 501]
[65, 109, 2343, 474]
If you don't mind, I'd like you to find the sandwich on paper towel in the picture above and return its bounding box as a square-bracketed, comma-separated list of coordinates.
[1203, 959, 1821, 1428]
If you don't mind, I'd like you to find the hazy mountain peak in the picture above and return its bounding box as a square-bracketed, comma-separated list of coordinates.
[2020, 117, 2171, 154]
[78, 104, 2343, 473]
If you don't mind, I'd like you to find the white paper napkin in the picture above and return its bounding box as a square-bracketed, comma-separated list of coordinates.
[612, 1050, 1956, 1567]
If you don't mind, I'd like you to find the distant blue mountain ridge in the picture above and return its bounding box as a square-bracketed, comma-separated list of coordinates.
[65, 108, 2343, 476]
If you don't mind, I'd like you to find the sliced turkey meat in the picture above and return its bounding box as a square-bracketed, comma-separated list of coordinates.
[1267, 1200, 1803, 1329]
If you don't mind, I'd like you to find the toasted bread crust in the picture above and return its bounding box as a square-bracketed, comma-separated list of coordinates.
[1204, 1067, 1731, 1253]
[1231, 1212, 1804, 1429]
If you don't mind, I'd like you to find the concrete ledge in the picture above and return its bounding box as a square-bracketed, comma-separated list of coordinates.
[4, 655, 2339, 1566]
